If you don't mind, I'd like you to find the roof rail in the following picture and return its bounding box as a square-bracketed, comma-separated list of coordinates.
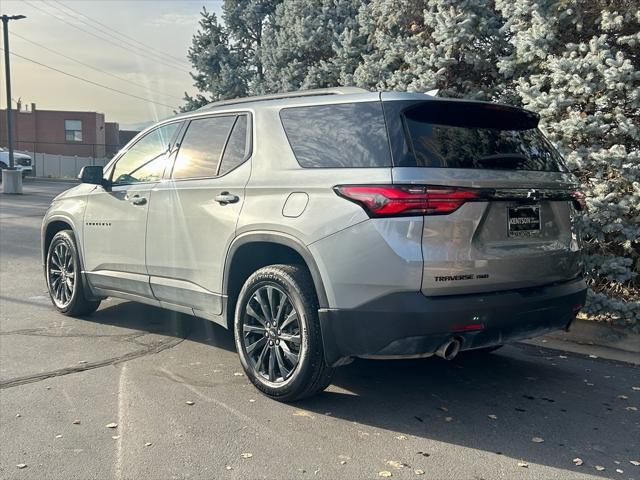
[198, 87, 370, 110]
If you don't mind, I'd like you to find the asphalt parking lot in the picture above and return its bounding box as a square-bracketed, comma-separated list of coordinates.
[1, 179, 638, 480]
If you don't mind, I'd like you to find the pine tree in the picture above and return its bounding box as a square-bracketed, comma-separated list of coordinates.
[182, 3, 279, 109]
[496, 0, 640, 325]
[260, 0, 364, 92]
[353, 0, 510, 99]
[223, 0, 281, 94]
[181, 8, 246, 110]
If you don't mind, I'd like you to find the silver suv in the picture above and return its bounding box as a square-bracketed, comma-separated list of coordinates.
[42, 88, 587, 401]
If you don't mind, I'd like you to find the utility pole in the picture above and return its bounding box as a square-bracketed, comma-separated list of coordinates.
[2, 14, 26, 169]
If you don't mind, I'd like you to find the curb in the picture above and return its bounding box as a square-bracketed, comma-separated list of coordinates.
[550, 318, 639, 353]
[524, 319, 639, 365]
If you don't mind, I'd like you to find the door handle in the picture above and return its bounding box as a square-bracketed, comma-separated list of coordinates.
[129, 195, 147, 206]
[214, 192, 239, 205]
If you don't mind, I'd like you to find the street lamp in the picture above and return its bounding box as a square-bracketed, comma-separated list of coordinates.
[1, 14, 26, 194]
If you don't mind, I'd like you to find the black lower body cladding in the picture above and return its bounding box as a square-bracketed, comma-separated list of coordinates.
[318, 278, 587, 366]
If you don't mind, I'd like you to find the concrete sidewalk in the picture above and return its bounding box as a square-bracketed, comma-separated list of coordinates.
[527, 319, 639, 365]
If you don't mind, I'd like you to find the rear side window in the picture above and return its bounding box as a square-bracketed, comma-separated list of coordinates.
[172, 116, 235, 179]
[386, 100, 567, 172]
[280, 102, 391, 168]
[218, 115, 249, 176]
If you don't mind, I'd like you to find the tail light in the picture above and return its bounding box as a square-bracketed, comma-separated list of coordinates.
[334, 185, 481, 217]
[571, 191, 587, 211]
[450, 322, 485, 332]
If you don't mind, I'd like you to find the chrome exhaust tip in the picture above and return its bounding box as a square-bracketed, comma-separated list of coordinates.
[435, 338, 461, 360]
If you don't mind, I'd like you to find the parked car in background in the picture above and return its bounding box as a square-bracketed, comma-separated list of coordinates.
[41, 88, 588, 402]
[0, 147, 33, 177]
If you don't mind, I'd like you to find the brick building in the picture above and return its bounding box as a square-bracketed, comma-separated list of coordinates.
[0, 103, 134, 158]
[104, 121, 120, 156]
[118, 129, 140, 148]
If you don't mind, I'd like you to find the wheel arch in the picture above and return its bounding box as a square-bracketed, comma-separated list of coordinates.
[222, 232, 329, 329]
[43, 215, 102, 302]
[42, 216, 81, 266]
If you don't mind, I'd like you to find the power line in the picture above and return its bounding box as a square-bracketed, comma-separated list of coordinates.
[3, 48, 178, 110]
[10, 31, 184, 102]
[49, 0, 191, 70]
[22, 0, 188, 72]
[22, 1, 190, 73]
[23, 0, 188, 72]
[52, 0, 191, 68]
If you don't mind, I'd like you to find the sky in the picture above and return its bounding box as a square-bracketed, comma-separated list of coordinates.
[0, 0, 222, 129]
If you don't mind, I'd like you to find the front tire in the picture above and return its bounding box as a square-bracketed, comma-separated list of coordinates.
[46, 230, 100, 316]
[234, 264, 333, 402]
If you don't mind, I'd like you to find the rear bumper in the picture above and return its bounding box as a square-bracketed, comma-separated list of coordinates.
[319, 277, 587, 366]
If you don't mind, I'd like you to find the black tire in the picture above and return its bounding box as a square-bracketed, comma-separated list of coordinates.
[46, 230, 101, 316]
[234, 264, 334, 402]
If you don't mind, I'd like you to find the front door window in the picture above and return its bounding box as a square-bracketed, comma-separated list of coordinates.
[111, 123, 180, 185]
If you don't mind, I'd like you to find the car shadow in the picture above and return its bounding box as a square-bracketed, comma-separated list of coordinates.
[298, 350, 637, 475]
[85, 301, 635, 475]
[85, 300, 236, 353]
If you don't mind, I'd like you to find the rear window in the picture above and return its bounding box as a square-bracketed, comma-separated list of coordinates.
[172, 115, 236, 179]
[280, 102, 391, 168]
[388, 100, 566, 172]
[218, 115, 249, 176]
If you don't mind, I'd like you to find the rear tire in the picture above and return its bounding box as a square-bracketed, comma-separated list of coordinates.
[234, 264, 334, 402]
[46, 230, 101, 316]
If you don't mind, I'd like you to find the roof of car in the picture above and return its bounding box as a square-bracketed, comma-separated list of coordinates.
[161, 88, 535, 128]
[197, 87, 372, 111]
[194, 88, 449, 113]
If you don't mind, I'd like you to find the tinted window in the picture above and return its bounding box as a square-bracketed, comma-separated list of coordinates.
[172, 116, 235, 179]
[388, 100, 566, 172]
[112, 123, 179, 184]
[218, 115, 248, 176]
[405, 121, 565, 171]
[280, 102, 391, 168]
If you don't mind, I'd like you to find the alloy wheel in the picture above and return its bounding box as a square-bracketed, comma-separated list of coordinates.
[241, 285, 302, 383]
[48, 242, 75, 308]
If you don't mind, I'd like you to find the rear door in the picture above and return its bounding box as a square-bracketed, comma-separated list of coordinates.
[382, 96, 583, 296]
[145, 113, 251, 317]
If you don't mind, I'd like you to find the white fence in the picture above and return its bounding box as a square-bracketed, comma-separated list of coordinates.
[28, 152, 109, 179]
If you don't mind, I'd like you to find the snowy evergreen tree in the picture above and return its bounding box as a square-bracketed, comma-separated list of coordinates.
[181, 8, 246, 110]
[496, 0, 640, 325]
[222, 0, 281, 93]
[182, 2, 278, 109]
[353, 0, 510, 99]
[260, 0, 364, 91]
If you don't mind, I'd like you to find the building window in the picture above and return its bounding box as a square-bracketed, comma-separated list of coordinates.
[65, 120, 83, 142]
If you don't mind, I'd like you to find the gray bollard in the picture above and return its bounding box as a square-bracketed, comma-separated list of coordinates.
[1, 169, 23, 194]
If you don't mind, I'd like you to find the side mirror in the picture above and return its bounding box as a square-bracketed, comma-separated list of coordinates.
[78, 166, 108, 188]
